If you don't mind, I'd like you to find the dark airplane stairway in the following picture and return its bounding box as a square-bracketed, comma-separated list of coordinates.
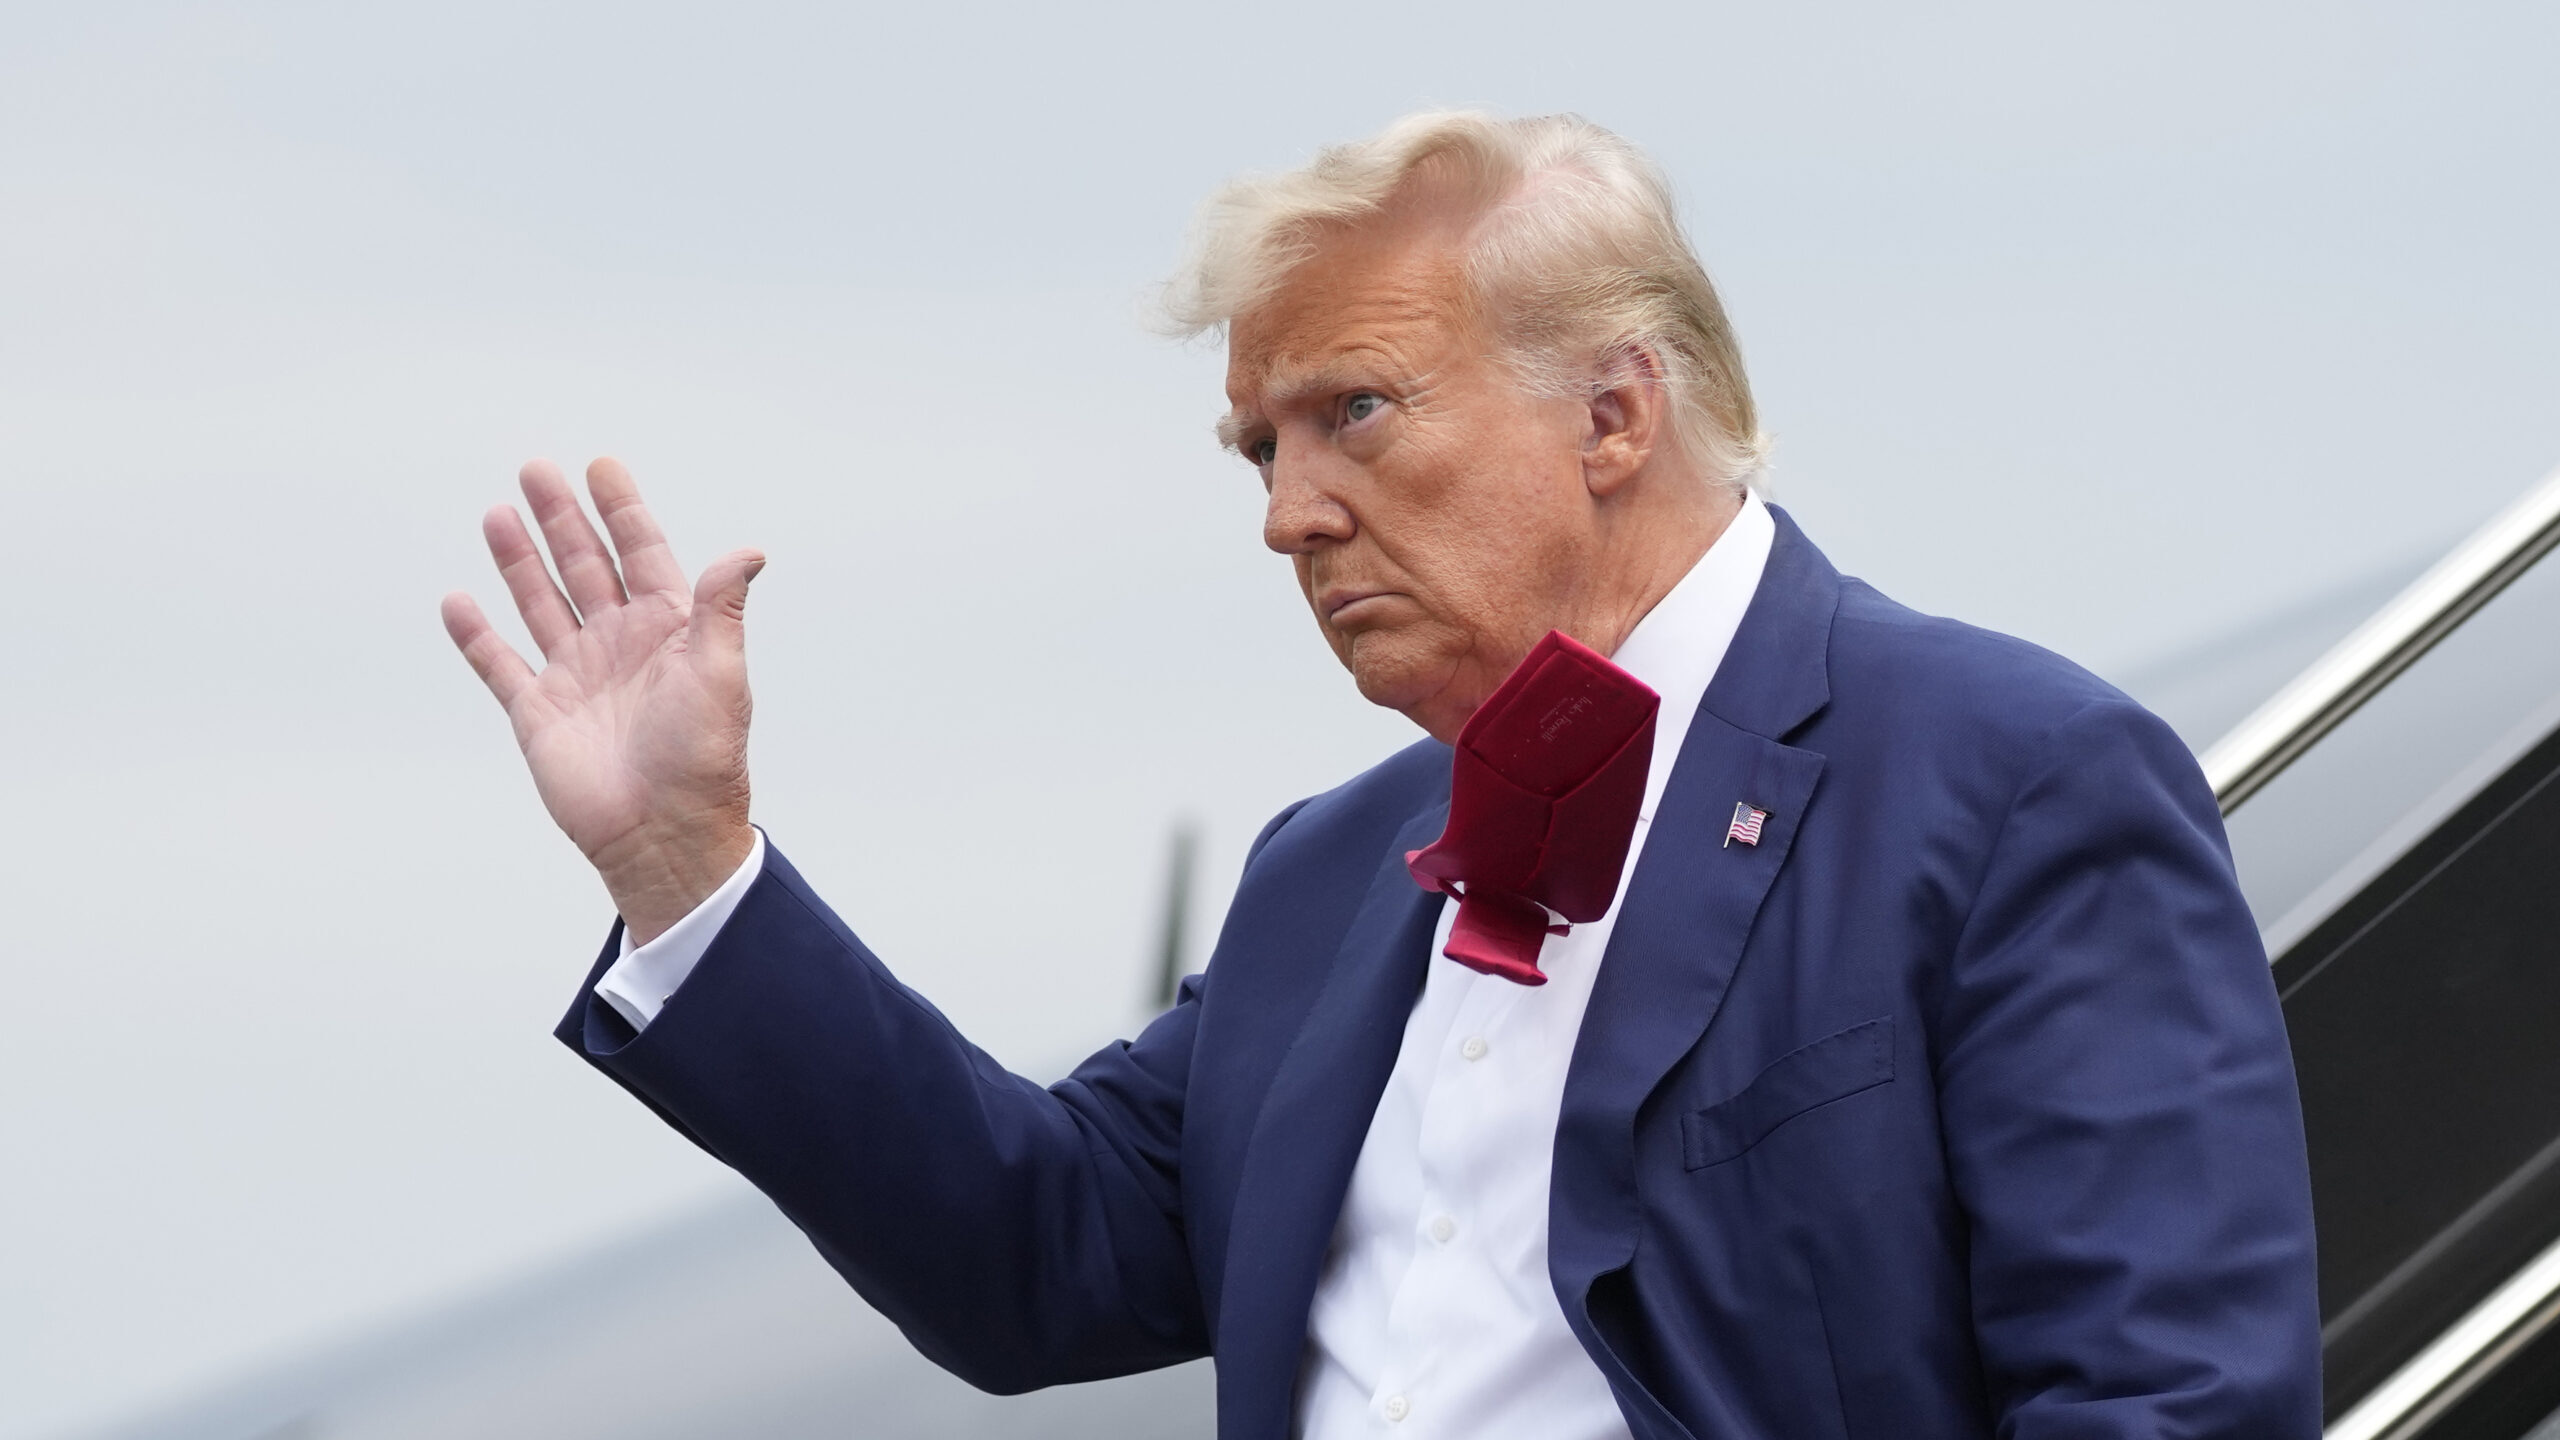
[2284, 718, 2560, 1437]
[2207, 466, 2560, 1440]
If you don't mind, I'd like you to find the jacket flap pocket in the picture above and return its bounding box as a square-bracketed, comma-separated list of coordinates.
[1682, 1015, 1894, 1170]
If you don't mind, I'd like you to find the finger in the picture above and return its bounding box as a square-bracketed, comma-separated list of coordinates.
[519, 458, 628, 618]
[440, 591, 536, 709]
[482, 504, 580, 655]
[687, 547, 767, 666]
[585, 456, 688, 599]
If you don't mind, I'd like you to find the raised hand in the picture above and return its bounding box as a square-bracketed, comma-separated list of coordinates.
[441, 458, 764, 945]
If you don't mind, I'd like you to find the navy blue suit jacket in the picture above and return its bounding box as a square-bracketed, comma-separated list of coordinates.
[559, 509, 2322, 1439]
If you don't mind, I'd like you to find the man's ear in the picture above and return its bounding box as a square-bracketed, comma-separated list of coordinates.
[1581, 345, 1668, 498]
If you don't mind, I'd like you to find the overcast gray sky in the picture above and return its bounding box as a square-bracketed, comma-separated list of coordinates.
[4, 2, 2556, 1434]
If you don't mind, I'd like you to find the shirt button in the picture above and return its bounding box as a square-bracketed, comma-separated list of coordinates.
[1428, 1214, 1456, 1243]
[1383, 1394, 1411, 1422]
[1460, 1035, 1489, 1061]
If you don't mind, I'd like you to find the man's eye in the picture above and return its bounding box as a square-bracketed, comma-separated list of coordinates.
[1345, 392, 1386, 424]
[1253, 438, 1277, 466]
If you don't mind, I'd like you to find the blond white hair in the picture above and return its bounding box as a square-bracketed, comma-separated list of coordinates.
[1162, 110, 1767, 490]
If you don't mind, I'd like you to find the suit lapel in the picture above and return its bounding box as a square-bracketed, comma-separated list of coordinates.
[1551, 718, 1826, 1271]
[1548, 507, 1842, 1421]
[1217, 799, 1449, 1440]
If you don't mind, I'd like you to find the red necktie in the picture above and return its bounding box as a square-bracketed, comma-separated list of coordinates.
[1405, 630, 1659, 985]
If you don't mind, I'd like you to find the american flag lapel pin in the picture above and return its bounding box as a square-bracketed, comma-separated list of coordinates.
[1725, 801, 1769, 848]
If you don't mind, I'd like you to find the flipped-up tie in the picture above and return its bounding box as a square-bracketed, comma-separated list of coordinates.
[1404, 630, 1659, 985]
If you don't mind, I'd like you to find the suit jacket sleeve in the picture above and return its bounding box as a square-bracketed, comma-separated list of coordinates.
[1933, 699, 2323, 1436]
[551, 832, 1252, 1393]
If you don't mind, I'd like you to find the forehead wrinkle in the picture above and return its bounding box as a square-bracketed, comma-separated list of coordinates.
[1219, 238, 1473, 450]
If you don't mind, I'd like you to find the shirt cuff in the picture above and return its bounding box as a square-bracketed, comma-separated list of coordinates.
[593, 828, 768, 1033]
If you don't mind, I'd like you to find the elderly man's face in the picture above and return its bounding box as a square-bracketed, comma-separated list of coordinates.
[1224, 216, 1606, 743]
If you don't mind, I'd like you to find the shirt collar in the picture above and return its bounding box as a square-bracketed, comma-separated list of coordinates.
[1606, 492, 1776, 822]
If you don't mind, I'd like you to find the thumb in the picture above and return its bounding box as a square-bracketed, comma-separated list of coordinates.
[689, 547, 766, 662]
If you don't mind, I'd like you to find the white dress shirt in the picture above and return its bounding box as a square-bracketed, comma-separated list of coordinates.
[594, 496, 1777, 1440]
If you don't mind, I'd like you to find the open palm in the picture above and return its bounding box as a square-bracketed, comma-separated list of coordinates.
[441, 458, 763, 943]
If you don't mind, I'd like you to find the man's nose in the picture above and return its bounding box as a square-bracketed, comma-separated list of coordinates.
[1262, 449, 1356, 555]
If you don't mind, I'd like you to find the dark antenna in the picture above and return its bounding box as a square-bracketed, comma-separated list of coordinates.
[1151, 821, 1199, 1010]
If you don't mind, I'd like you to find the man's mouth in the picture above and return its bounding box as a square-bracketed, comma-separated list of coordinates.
[1321, 589, 1396, 625]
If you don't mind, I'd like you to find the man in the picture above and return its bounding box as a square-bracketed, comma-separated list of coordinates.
[442, 112, 2320, 1438]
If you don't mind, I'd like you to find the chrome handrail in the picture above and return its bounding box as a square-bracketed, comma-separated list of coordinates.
[2326, 1231, 2560, 1440]
[2203, 463, 2560, 814]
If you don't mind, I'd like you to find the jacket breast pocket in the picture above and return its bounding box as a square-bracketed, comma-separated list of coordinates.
[1683, 1016, 1895, 1170]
